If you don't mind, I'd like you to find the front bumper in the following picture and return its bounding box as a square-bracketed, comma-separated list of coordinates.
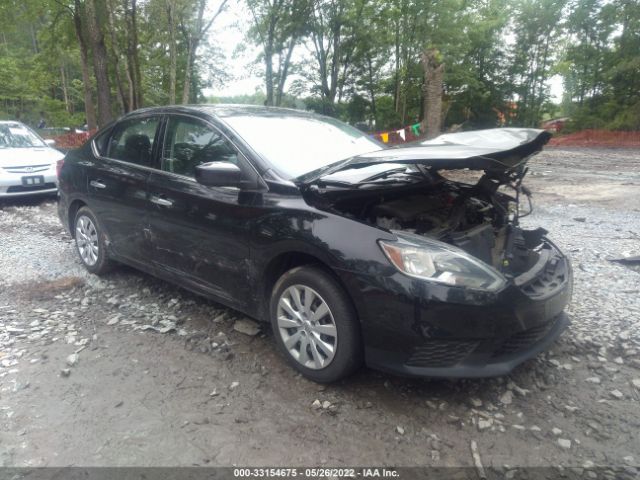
[0, 168, 58, 197]
[341, 239, 573, 378]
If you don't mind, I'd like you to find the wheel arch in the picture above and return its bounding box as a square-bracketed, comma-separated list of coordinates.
[67, 199, 87, 237]
[260, 251, 358, 324]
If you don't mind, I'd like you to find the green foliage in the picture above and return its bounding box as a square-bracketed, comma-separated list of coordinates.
[560, 0, 640, 130]
[0, 0, 637, 131]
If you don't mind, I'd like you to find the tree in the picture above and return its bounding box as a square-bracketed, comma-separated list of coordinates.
[246, 0, 310, 106]
[85, 0, 113, 126]
[180, 0, 228, 104]
[71, 0, 98, 128]
[421, 48, 444, 137]
[508, 0, 567, 126]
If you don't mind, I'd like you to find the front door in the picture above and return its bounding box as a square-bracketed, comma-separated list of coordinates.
[86, 115, 161, 266]
[146, 115, 253, 309]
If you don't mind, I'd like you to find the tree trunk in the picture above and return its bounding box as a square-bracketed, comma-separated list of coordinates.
[73, 0, 97, 130]
[127, 0, 143, 108]
[106, 0, 130, 113]
[393, 20, 400, 113]
[265, 42, 274, 106]
[421, 48, 444, 139]
[181, 0, 227, 104]
[182, 37, 195, 104]
[60, 64, 71, 113]
[86, 0, 113, 127]
[182, 0, 206, 104]
[166, 0, 177, 104]
[275, 38, 296, 106]
[366, 56, 377, 123]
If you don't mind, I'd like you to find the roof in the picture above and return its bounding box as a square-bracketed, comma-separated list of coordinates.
[123, 104, 316, 120]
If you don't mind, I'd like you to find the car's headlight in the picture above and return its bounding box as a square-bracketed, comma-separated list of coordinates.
[379, 232, 506, 291]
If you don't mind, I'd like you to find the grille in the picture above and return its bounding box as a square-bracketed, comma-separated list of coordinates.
[6, 182, 56, 193]
[493, 319, 556, 358]
[405, 340, 479, 368]
[3, 165, 50, 174]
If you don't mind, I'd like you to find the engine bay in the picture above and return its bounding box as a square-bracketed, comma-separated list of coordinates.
[307, 172, 548, 278]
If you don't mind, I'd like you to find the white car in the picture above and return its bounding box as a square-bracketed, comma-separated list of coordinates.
[0, 121, 65, 197]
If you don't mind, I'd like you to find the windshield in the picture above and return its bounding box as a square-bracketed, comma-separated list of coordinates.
[223, 114, 382, 178]
[0, 123, 47, 148]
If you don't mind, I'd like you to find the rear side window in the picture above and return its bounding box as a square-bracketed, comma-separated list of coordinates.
[107, 117, 160, 167]
[162, 116, 238, 177]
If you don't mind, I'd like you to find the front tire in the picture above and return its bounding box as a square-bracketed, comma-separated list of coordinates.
[74, 206, 112, 275]
[270, 266, 362, 383]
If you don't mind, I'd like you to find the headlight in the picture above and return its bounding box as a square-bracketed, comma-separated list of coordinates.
[379, 232, 506, 291]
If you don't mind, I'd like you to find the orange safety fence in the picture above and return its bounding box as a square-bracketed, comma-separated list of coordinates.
[548, 130, 640, 148]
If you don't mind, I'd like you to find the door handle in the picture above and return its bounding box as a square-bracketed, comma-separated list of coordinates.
[89, 179, 106, 189]
[150, 195, 173, 207]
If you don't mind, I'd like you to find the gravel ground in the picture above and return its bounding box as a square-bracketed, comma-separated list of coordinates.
[0, 148, 639, 475]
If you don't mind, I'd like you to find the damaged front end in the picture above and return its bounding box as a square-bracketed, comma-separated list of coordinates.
[301, 128, 562, 285]
[299, 128, 572, 376]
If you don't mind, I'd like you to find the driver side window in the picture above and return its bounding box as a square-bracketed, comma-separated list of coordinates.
[162, 116, 238, 177]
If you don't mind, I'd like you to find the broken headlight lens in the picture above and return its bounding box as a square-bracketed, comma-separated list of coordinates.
[379, 232, 506, 291]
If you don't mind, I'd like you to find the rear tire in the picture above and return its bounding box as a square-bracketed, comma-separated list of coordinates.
[73, 206, 113, 275]
[270, 266, 362, 383]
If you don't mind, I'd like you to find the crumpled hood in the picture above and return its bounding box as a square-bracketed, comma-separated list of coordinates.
[0, 147, 64, 168]
[302, 128, 551, 183]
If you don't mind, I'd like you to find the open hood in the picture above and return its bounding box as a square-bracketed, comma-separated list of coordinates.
[302, 128, 551, 184]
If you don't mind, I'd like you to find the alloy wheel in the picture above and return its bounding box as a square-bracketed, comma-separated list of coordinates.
[75, 215, 99, 266]
[276, 284, 338, 370]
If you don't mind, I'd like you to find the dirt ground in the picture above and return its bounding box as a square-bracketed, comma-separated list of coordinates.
[0, 147, 639, 475]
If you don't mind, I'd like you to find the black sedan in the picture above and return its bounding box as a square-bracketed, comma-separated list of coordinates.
[57, 105, 572, 382]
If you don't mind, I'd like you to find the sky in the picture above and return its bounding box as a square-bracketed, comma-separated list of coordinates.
[204, 2, 565, 102]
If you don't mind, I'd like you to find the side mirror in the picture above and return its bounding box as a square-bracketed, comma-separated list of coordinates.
[195, 161, 244, 188]
[44, 139, 56, 147]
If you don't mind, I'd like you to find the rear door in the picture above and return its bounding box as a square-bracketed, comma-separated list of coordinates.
[146, 114, 253, 309]
[86, 115, 161, 267]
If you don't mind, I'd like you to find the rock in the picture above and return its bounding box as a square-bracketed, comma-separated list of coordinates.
[233, 318, 261, 336]
[322, 400, 331, 410]
[107, 316, 120, 326]
[585, 377, 601, 384]
[469, 397, 483, 408]
[573, 217, 587, 222]
[623, 456, 634, 466]
[209, 389, 219, 397]
[552, 427, 562, 436]
[614, 357, 624, 365]
[60, 368, 71, 377]
[610, 389, 623, 399]
[530, 425, 542, 432]
[312, 399, 322, 409]
[631, 379, 640, 389]
[478, 419, 493, 431]
[499, 391, 513, 406]
[66, 353, 78, 366]
[512, 385, 530, 397]
[229, 381, 239, 390]
[558, 438, 572, 449]
[396, 426, 405, 435]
